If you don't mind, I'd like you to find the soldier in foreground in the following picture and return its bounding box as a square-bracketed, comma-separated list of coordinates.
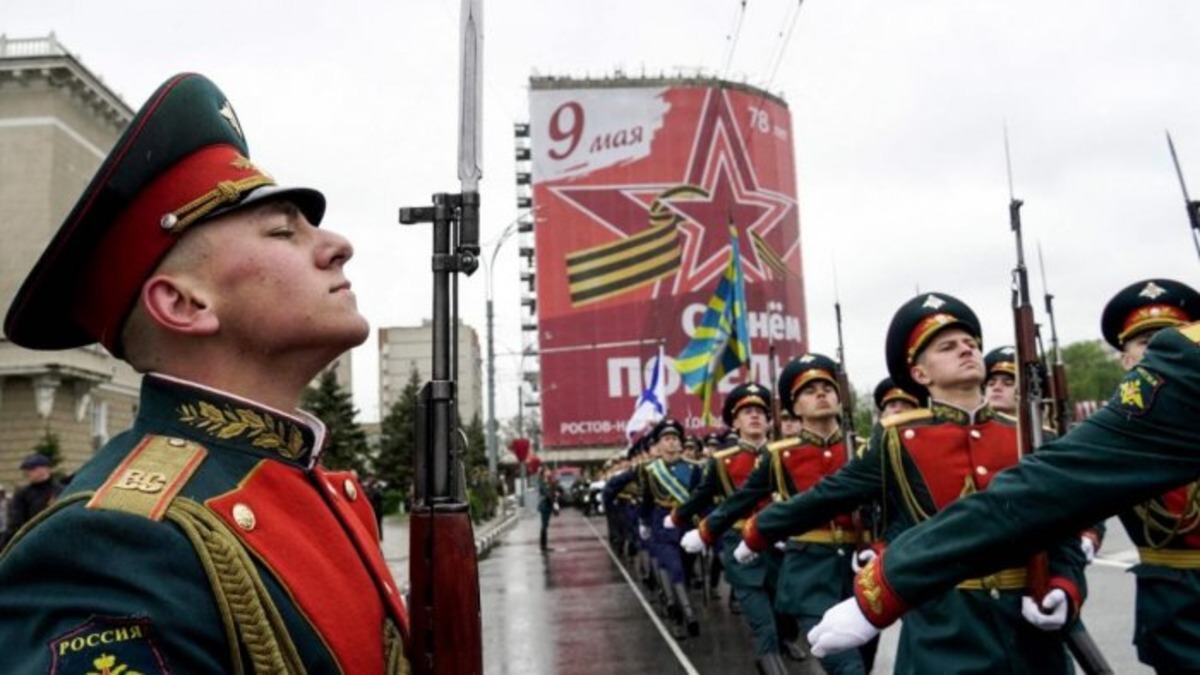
[1097, 279, 1200, 672]
[804, 312, 1200, 669]
[736, 293, 1086, 674]
[0, 74, 408, 672]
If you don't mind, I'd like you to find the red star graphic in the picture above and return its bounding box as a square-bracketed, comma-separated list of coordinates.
[551, 88, 796, 294]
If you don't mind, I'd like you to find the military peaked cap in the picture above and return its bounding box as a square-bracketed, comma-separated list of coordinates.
[651, 418, 685, 443]
[984, 346, 1017, 378]
[4, 73, 325, 354]
[872, 376, 923, 411]
[721, 382, 773, 426]
[1100, 279, 1200, 349]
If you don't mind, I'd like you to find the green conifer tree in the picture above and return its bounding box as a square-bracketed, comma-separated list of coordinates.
[301, 370, 371, 475]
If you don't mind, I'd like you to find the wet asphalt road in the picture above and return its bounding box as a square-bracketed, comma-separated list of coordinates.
[385, 505, 1153, 674]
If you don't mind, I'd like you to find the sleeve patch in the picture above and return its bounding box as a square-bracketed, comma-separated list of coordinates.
[1110, 366, 1164, 417]
[50, 616, 169, 674]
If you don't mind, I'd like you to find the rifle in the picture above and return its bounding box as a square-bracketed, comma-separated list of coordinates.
[1006, 132, 1113, 675]
[1037, 244, 1071, 436]
[767, 337, 783, 439]
[1165, 131, 1200, 261]
[832, 281, 865, 552]
[399, 2, 484, 673]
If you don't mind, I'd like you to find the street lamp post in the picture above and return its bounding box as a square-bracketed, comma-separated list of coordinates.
[484, 218, 520, 478]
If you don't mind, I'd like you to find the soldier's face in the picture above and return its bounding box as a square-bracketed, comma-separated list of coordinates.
[659, 434, 682, 461]
[780, 416, 803, 437]
[733, 405, 769, 440]
[984, 372, 1017, 413]
[795, 380, 839, 420]
[187, 201, 369, 359]
[911, 328, 984, 391]
[1120, 330, 1157, 371]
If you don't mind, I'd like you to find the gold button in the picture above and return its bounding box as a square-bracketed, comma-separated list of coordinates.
[822, 451, 832, 459]
[975, 466, 988, 476]
[168, 437, 187, 447]
[970, 429, 982, 439]
[233, 503, 256, 531]
[904, 429, 915, 440]
[344, 479, 358, 501]
[783, 451, 791, 459]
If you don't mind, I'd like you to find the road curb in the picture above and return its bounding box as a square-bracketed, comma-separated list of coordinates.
[475, 510, 519, 556]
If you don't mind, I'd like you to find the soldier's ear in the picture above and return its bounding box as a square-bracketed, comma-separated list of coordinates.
[141, 272, 219, 338]
[910, 362, 932, 387]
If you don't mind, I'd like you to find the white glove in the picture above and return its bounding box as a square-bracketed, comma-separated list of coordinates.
[1080, 536, 1096, 563]
[774, 540, 787, 552]
[681, 529, 706, 554]
[851, 547, 878, 574]
[663, 514, 676, 529]
[734, 540, 758, 564]
[638, 524, 651, 541]
[808, 597, 880, 658]
[553, 502, 560, 514]
[1021, 589, 1069, 631]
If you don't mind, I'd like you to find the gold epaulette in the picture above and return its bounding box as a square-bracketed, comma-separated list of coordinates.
[881, 407, 933, 429]
[87, 435, 208, 521]
[766, 438, 803, 455]
[713, 445, 747, 461]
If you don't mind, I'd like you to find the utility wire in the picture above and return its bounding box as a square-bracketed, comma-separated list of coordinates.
[762, 0, 805, 93]
[721, 1, 750, 80]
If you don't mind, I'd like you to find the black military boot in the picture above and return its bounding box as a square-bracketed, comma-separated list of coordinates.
[657, 568, 676, 618]
[673, 582, 700, 637]
[756, 653, 789, 675]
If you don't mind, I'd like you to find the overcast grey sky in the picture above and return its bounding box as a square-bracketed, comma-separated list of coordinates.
[7, 1, 1198, 423]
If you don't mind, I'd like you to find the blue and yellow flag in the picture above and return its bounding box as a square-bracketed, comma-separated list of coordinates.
[675, 226, 751, 421]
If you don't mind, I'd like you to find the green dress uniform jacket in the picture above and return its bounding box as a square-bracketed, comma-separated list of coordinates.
[0, 374, 408, 674]
[694, 441, 780, 589]
[744, 403, 1085, 675]
[858, 323, 1200, 673]
[766, 429, 863, 621]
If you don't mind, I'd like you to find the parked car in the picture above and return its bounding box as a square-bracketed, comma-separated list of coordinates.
[554, 467, 582, 506]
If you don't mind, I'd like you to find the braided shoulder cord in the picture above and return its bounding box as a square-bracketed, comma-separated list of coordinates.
[166, 498, 306, 675]
[384, 619, 410, 675]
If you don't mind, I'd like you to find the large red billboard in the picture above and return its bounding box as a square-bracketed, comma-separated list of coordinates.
[529, 78, 807, 449]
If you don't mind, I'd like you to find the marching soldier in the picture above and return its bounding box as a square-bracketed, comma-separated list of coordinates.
[640, 418, 702, 639]
[752, 354, 872, 674]
[736, 293, 1087, 674]
[677, 383, 791, 674]
[0, 74, 408, 672]
[803, 309, 1200, 665]
[1098, 278, 1200, 672]
[606, 438, 652, 573]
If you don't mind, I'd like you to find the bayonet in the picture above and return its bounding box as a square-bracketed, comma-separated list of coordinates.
[1165, 131, 1200, 260]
